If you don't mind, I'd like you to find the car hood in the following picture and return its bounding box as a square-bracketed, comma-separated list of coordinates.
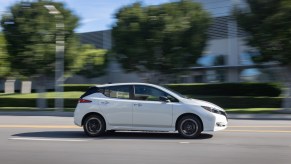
[183, 98, 225, 111]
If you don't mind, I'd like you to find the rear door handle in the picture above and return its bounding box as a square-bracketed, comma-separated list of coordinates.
[101, 101, 109, 105]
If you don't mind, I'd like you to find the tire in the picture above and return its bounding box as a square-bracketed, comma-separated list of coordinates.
[177, 116, 202, 139]
[83, 115, 105, 137]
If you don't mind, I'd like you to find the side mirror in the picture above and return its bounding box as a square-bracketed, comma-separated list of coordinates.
[159, 96, 170, 103]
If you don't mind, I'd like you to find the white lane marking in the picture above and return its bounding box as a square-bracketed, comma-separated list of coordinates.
[8, 137, 88, 142]
[179, 142, 190, 144]
[229, 126, 291, 128]
[223, 130, 291, 133]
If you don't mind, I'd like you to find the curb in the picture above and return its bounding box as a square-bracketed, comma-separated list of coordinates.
[228, 114, 291, 120]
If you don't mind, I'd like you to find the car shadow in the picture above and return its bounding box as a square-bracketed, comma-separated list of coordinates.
[12, 131, 86, 138]
[12, 131, 213, 140]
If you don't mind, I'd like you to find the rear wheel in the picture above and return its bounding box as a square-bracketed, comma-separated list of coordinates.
[83, 115, 105, 137]
[178, 116, 202, 139]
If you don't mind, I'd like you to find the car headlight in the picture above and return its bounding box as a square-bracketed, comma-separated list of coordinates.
[202, 106, 228, 120]
[201, 106, 212, 112]
[201, 106, 225, 115]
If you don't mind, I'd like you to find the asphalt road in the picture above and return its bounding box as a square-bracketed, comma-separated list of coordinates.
[0, 114, 291, 164]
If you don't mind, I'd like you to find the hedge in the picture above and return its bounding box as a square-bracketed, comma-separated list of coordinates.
[1, 83, 282, 97]
[63, 84, 93, 92]
[193, 96, 282, 109]
[0, 83, 282, 109]
[61, 83, 282, 97]
[0, 98, 78, 108]
[0, 97, 282, 109]
[165, 83, 282, 97]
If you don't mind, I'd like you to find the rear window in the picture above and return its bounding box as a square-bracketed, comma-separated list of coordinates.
[80, 86, 99, 98]
[100, 85, 131, 99]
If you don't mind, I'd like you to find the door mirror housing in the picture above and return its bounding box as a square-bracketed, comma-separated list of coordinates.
[159, 96, 170, 103]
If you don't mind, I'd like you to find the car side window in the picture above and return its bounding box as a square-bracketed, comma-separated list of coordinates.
[101, 86, 130, 99]
[134, 85, 178, 102]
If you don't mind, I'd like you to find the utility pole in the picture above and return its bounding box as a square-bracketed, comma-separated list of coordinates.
[44, 5, 65, 111]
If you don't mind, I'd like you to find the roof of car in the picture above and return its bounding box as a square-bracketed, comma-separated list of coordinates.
[96, 82, 158, 88]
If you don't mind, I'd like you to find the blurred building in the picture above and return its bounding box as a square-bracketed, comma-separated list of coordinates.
[73, 30, 141, 84]
[75, 0, 281, 84]
[79, 30, 112, 50]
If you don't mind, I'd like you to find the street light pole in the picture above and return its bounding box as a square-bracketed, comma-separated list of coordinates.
[44, 5, 64, 111]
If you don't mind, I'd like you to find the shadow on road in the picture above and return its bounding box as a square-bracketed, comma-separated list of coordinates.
[13, 131, 86, 138]
[12, 131, 213, 140]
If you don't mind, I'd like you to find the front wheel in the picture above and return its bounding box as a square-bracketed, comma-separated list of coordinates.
[178, 116, 202, 139]
[83, 115, 105, 137]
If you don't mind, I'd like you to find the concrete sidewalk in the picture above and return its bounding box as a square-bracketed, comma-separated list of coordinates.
[0, 111, 291, 120]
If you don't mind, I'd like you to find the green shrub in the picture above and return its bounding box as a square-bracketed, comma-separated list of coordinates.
[63, 84, 93, 92]
[0, 97, 282, 108]
[0, 83, 282, 109]
[192, 96, 282, 108]
[165, 83, 282, 97]
[1, 83, 282, 97]
[0, 98, 78, 108]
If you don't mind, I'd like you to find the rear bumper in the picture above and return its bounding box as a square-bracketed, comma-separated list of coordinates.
[74, 106, 83, 127]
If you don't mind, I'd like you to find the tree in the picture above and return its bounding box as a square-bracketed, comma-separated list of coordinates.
[1, 0, 79, 109]
[234, 0, 291, 110]
[0, 33, 10, 78]
[75, 44, 108, 78]
[112, 0, 211, 76]
[1, 0, 79, 78]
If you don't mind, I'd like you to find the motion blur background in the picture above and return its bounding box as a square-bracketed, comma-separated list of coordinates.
[0, 0, 290, 111]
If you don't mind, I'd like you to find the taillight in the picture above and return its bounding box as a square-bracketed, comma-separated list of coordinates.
[79, 99, 92, 103]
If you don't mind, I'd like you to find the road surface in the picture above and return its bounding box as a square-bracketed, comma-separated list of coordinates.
[0, 114, 291, 164]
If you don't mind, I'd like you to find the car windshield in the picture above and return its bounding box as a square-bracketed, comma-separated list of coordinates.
[159, 85, 189, 99]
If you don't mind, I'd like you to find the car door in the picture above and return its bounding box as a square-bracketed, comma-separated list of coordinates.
[132, 85, 174, 128]
[99, 85, 133, 127]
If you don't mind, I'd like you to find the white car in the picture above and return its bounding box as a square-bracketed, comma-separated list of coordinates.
[74, 83, 227, 138]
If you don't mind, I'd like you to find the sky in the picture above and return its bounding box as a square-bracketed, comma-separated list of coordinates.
[0, 0, 172, 33]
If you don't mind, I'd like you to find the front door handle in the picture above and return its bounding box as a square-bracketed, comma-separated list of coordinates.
[134, 103, 142, 107]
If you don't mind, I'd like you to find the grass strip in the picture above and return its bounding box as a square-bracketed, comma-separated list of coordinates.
[225, 108, 282, 114]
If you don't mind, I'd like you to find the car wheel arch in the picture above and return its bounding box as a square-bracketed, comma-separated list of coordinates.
[175, 113, 204, 131]
[82, 112, 106, 130]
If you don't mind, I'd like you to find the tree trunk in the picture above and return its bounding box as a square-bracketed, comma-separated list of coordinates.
[281, 65, 291, 112]
[36, 76, 47, 110]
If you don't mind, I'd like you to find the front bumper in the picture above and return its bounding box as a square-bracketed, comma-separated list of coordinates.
[202, 112, 228, 132]
[213, 113, 228, 131]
